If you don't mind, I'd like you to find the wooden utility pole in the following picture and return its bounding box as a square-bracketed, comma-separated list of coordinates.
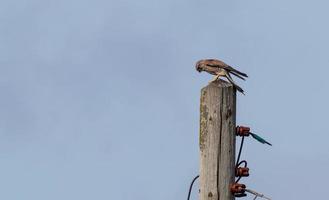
[199, 80, 236, 200]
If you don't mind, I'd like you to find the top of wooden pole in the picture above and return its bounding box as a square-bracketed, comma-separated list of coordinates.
[199, 79, 236, 200]
[203, 79, 234, 89]
[200, 79, 236, 152]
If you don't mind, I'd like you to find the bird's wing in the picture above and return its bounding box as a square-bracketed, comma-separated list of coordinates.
[205, 59, 228, 68]
[205, 59, 248, 78]
[223, 65, 248, 78]
[229, 70, 246, 80]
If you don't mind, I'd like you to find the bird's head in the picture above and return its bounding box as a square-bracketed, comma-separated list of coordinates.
[195, 60, 205, 72]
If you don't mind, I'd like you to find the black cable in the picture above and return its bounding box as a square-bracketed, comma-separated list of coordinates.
[237, 160, 247, 167]
[187, 132, 247, 198]
[235, 160, 247, 183]
[235, 136, 248, 183]
[236, 136, 245, 167]
[187, 175, 199, 200]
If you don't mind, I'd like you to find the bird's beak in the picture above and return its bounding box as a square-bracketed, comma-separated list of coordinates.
[195, 62, 202, 72]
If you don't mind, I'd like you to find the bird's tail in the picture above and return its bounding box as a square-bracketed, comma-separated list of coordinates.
[230, 71, 247, 80]
[228, 66, 248, 78]
[225, 73, 245, 94]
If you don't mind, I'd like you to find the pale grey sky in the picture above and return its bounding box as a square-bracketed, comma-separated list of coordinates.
[1, 0, 328, 199]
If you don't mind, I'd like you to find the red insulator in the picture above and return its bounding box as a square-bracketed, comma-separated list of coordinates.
[230, 183, 246, 194]
[236, 167, 249, 177]
[236, 126, 250, 137]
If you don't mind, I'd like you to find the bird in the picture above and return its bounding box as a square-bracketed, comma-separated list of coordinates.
[195, 59, 248, 94]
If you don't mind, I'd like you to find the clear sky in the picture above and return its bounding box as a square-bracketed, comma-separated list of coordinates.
[1, 0, 328, 199]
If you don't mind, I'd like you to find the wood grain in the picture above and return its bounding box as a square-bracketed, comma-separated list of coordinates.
[199, 80, 236, 200]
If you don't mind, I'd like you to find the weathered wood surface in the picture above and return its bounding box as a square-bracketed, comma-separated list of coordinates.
[199, 80, 236, 200]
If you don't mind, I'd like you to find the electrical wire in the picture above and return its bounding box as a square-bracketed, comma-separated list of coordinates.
[236, 136, 245, 166]
[187, 136, 247, 199]
[245, 188, 272, 200]
[235, 136, 247, 183]
[186, 129, 271, 199]
[235, 135, 272, 200]
[187, 175, 199, 200]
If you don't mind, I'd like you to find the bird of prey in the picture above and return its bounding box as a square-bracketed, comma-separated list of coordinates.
[195, 59, 248, 94]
